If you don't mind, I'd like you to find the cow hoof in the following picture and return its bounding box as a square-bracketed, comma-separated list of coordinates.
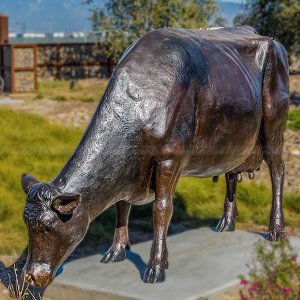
[215, 215, 235, 232]
[101, 247, 126, 263]
[267, 225, 286, 241]
[142, 265, 165, 283]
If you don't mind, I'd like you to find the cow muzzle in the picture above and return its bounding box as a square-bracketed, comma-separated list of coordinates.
[23, 268, 53, 287]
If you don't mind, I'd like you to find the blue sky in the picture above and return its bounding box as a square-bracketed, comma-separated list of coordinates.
[0, 0, 244, 33]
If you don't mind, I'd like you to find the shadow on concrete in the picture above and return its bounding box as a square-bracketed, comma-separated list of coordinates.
[125, 250, 148, 279]
[96, 249, 148, 280]
[249, 231, 269, 240]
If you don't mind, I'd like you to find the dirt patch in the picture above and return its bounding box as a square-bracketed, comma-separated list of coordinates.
[1, 98, 97, 128]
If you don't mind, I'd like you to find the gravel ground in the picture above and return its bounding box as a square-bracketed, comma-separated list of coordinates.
[2, 98, 98, 128]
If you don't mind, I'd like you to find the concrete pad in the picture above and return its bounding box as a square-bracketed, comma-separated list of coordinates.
[0, 98, 24, 105]
[45, 228, 300, 300]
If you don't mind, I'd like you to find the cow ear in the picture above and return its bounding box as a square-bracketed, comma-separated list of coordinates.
[52, 194, 81, 215]
[21, 173, 39, 194]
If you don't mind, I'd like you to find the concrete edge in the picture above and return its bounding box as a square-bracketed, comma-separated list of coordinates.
[45, 283, 140, 300]
[45, 279, 241, 300]
[199, 279, 240, 300]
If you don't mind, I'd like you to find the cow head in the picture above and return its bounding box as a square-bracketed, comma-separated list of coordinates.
[21, 174, 90, 287]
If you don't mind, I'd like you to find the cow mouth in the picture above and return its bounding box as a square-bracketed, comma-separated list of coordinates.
[24, 273, 38, 286]
[23, 272, 52, 287]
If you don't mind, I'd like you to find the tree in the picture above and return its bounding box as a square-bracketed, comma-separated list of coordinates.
[85, 0, 225, 63]
[234, 0, 300, 57]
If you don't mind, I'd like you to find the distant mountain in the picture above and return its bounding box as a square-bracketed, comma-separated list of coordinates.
[0, 0, 94, 33]
[0, 0, 244, 33]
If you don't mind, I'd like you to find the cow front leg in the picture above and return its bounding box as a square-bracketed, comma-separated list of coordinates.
[216, 173, 238, 232]
[143, 160, 180, 283]
[101, 200, 131, 263]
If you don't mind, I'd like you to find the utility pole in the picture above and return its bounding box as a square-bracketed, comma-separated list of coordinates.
[48, 17, 53, 33]
[0, 14, 8, 44]
[16, 20, 26, 34]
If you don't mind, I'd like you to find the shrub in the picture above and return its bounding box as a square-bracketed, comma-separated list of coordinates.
[239, 239, 300, 299]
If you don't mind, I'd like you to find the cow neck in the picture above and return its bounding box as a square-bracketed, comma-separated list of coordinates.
[51, 79, 137, 219]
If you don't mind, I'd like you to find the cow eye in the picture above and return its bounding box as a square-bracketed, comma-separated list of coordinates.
[45, 222, 55, 232]
[42, 217, 55, 232]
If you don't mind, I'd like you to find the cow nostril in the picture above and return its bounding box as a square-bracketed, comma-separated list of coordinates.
[24, 272, 51, 287]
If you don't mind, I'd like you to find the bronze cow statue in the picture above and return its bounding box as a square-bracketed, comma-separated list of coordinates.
[21, 26, 289, 286]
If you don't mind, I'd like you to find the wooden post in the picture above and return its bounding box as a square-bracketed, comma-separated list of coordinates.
[11, 45, 15, 93]
[0, 14, 8, 45]
[0, 14, 8, 92]
[108, 58, 113, 76]
[33, 45, 38, 92]
[56, 44, 61, 80]
[0, 45, 3, 78]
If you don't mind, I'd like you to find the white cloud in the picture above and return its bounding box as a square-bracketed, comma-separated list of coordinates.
[28, 0, 44, 15]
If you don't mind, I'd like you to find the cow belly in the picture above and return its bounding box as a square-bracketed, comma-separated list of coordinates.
[182, 110, 261, 177]
[127, 189, 155, 205]
[183, 140, 259, 177]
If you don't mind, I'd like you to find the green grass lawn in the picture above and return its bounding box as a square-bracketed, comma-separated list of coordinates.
[0, 108, 82, 254]
[0, 108, 300, 255]
[287, 108, 300, 131]
[37, 79, 108, 103]
[10, 79, 109, 103]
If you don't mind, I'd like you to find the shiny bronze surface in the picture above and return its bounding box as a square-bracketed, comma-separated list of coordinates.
[21, 26, 289, 286]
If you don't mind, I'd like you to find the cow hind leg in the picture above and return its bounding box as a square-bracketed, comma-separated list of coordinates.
[262, 124, 287, 241]
[261, 41, 289, 241]
[216, 173, 238, 232]
[261, 122, 287, 241]
[101, 200, 131, 263]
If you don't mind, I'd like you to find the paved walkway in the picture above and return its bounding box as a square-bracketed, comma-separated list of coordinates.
[0, 98, 24, 105]
[44, 228, 300, 300]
